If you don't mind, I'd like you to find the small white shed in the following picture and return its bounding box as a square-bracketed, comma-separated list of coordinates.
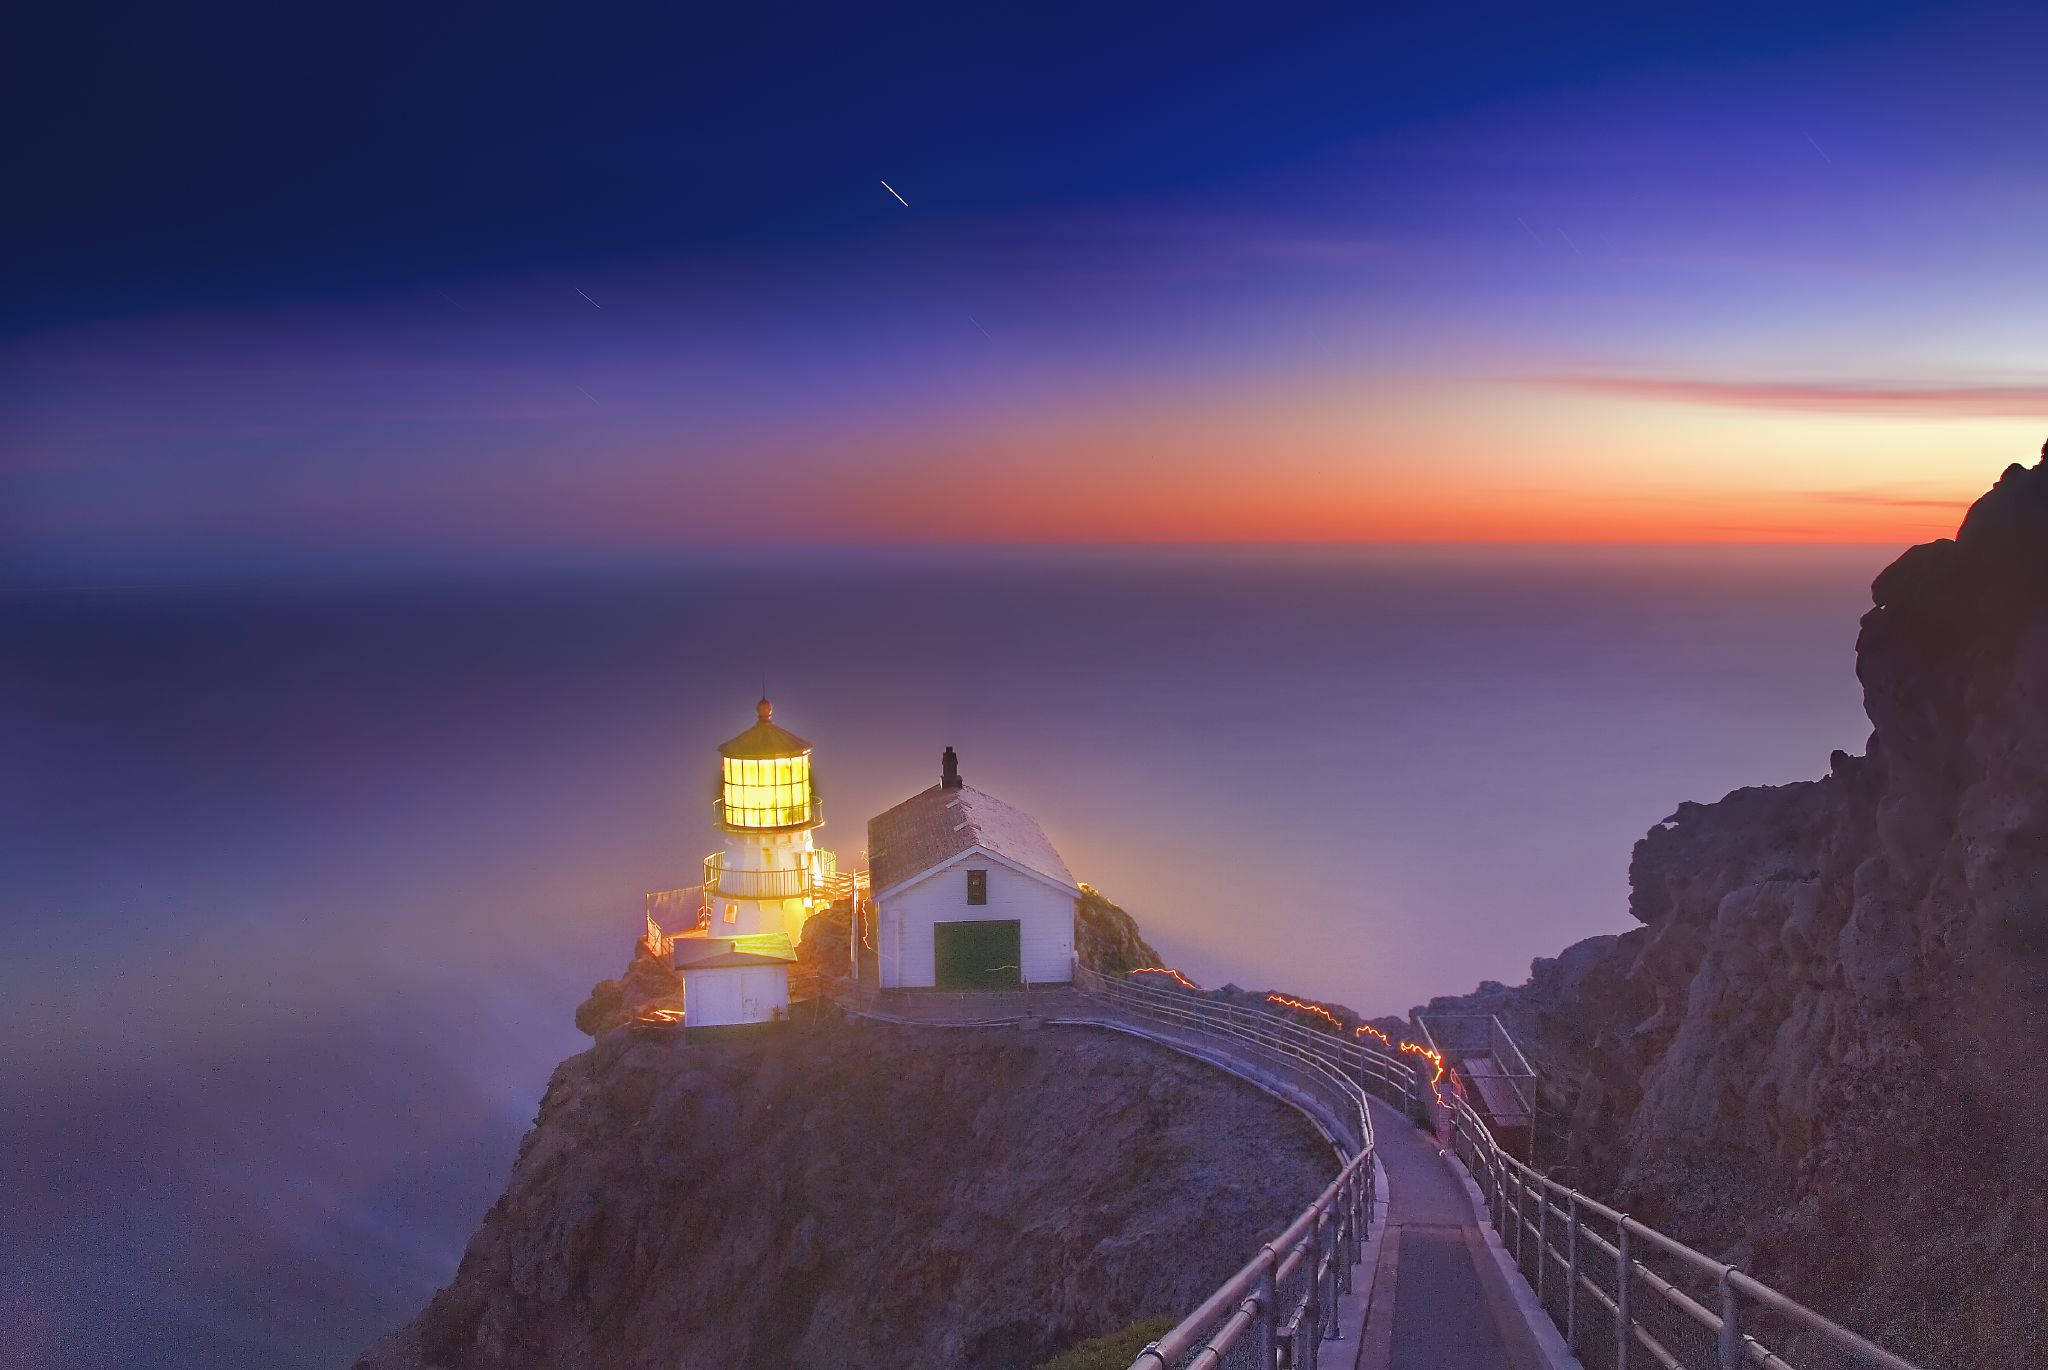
[867, 749, 1081, 990]
[673, 934, 794, 1026]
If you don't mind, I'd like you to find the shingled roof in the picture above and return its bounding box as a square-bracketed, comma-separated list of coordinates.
[867, 784, 1077, 897]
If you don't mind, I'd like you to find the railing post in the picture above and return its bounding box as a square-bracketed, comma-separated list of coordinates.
[1353, 1164, 1368, 1266]
[1536, 1183, 1547, 1303]
[1514, 1168, 1525, 1266]
[1500, 1159, 1513, 1251]
[1321, 1208, 1340, 1342]
[1719, 1269, 1741, 1370]
[1565, 1191, 1579, 1350]
[1332, 1183, 1352, 1301]
[1254, 1261, 1277, 1367]
[1302, 1224, 1324, 1370]
[1345, 1169, 1360, 1270]
[1346, 1169, 1364, 1291]
[1615, 1221, 1631, 1370]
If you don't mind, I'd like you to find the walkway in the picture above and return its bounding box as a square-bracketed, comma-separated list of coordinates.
[1358, 1097, 1553, 1370]
[835, 984, 1567, 1368]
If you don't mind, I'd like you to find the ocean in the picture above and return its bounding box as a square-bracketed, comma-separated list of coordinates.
[1, 546, 1884, 1367]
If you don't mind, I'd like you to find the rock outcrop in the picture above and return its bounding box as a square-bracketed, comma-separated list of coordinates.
[1075, 887, 1162, 974]
[1418, 443, 2048, 1366]
[573, 943, 685, 1037]
[358, 1020, 1331, 1370]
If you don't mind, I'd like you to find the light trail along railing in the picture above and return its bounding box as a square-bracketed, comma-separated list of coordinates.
[1077, 970, 1929, 1370]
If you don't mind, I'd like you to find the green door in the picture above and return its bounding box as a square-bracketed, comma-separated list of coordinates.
[933, 919, 1022, 989]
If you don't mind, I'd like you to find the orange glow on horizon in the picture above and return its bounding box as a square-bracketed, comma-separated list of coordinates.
[568, 382, 2024, 552]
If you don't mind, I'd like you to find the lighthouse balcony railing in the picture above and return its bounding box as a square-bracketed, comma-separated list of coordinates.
[713, 795, 822, 830]
[703, 850, 837, 902]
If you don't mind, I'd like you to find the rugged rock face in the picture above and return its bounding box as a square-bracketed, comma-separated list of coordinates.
[573, 943, 685, 1037]
[1421, 445, 2048, 1366]
[1076, 887, 1162, 974]
[358, 1020, 1330, 1370]
[794, 898, 855, 988]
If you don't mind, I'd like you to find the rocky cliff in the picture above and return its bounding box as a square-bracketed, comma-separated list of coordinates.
[1075, 887, 1163, 974]
[1419, 442, 2048, 1366]
[573, 943, 685, 1037]
[357, 1019, 1331, 1370]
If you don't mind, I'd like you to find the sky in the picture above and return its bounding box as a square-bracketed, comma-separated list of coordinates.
[4, 0, 2046, 580]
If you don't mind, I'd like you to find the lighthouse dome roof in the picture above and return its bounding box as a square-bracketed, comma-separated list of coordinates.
[717, 698, 812, 759]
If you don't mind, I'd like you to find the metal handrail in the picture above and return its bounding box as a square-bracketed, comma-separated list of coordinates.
[702, 849, 838, 901]
[1077, 967, 1415, 1370]
[1080, 970, 1411, 1150]
[703, 860, 809, 900]
[1083, 969, 1925, 1370]
[1442, 1085, 1926, 1370]
[1414, 1012, 1536, 1080]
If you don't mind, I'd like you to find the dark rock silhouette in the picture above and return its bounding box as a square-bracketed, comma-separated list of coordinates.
[1423, 441, 2048, 1366]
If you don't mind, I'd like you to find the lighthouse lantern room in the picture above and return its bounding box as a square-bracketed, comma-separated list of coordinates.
[662, 698, 838, 1027]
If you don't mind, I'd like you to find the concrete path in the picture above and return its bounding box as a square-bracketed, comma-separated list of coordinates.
[838, 989, 1566, 1369]
[1355, 1098, 1553, 1370]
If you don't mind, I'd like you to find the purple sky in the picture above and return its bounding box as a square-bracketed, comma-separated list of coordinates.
[5, 2, 2046, 580]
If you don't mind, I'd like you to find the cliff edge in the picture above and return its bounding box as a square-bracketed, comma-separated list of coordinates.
[357, 1019, 1330, 1370]
[1420, 442, 2048, 1365]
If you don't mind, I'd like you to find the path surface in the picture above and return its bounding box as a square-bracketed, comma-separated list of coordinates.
[837, 987, 1563, 1368]
[1360, 1097, 1552, 1370]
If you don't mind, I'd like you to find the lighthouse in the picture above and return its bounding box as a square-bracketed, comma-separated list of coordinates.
[705, 697, 832, 942]
[666, 698, 839, 1026]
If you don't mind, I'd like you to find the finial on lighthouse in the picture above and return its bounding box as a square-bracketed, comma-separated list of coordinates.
[941, 746, 962, 789]
[757, 697, 774, 723]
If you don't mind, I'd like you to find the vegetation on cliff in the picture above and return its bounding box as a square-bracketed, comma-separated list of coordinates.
[1034, 1317, 1176, 1370]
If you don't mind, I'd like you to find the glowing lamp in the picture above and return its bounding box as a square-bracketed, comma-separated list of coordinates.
[717, 698, 822, 831]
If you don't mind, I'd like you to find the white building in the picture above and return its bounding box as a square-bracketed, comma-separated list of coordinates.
[867, 748, 1081, 990]
[652, 699, 838, 1027]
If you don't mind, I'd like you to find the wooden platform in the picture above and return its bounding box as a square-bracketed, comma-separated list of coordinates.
[1460, 1054, 1532, 1127]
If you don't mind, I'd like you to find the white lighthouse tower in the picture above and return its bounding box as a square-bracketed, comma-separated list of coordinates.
[704, 697, 832, 941]
[668, 698, 837, 1026]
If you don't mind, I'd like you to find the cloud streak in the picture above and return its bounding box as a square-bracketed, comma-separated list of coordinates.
[1535, 375, 2048, 418]
[1794, 489, 1969, 509]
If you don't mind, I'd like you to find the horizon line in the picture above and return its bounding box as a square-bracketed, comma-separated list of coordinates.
[1, 536, 1918, 595]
